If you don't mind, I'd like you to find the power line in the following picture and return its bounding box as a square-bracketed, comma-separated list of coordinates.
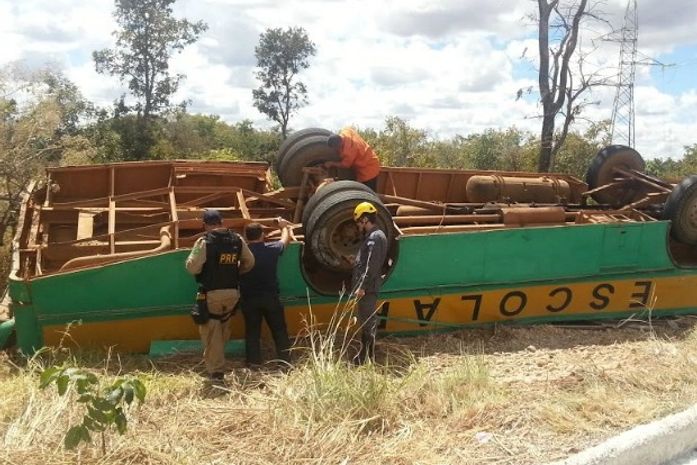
[609, 0, 638, 148]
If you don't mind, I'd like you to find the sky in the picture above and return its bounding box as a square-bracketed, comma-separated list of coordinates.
[1, 0, 696, 159]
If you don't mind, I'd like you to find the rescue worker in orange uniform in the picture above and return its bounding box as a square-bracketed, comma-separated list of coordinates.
[325, 127, 381, 191]
[185, 209, 255, 382]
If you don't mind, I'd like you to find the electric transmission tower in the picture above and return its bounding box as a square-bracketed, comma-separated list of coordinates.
[610, 0, 638, 147]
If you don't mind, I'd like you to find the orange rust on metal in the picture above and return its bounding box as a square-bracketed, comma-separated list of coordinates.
[108, 197, 116, 254]
[60, 226, 173, 272]
[377, 166, 586, 203]
[236, 190, 251, 220]
[500, 206, 567, 226]
[466, 175, 572, 204]
[622, 192, 670, 210]
[379, 194, 447, 212]
[614, 167, 672, 193]
[395, 206, 438, 216]
[293, 169, 312, 223]
[14, 157, 674, 279]
[168, 188, 179, 248]
[393, 214, 501, 226]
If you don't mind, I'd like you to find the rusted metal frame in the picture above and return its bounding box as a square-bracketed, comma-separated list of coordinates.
[125, 199, 170, 207]
[58, 225, 173, 272]
[379, 194, 447, 213]
[43, 173, 53, 207]
[386, 171, 398, 196]
[47, 161, 172, 174]
[614, 167, 672, 193]
[293, 170, 311, 223]
[394, 214, 501, 226]
[259, 187, 301, 200]
[415, 172, 423, 198]
[108, 197, 116, 254]
[27, 207, 42, 248]
[10, 182, 36, 279]
[51, 187, 171, 208]
[179, 192, 231, 207]
[621, 192, 670, 211]
[178, 217, 281, 229]
[400, 224, 507, 234]
[444, 173, 455, 202]
[580, 181, 625, 197]
[168, 188, 179, 249]
[236, 190, 251, 220]
[173, 165, 268, 176]
[399, 221, 577, 235]
[240, 189, 295, 208]
[626, 168, 673, 189]
[28, 207, 42, 275]
[39, 221, 174, 247]
[42, 206, 167, 212]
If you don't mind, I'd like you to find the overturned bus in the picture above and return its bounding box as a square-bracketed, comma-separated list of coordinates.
[2, 127, 697, 354]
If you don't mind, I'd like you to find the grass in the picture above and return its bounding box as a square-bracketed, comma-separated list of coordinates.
[1, 317, 697, 465]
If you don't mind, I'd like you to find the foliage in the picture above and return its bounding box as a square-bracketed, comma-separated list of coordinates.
[462, 127, 537, 172]
[93, 0, 207, 159]
[359, 116, 430, 167]
[93, 0, 207, 120]
[39, 366, 146, 452]
[253, 27, 316, 138]
[0, 65, 95, 245]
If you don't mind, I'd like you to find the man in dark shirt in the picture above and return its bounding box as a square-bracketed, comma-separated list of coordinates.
[351, 201, 388, 364]
[240, 219, 293, 368]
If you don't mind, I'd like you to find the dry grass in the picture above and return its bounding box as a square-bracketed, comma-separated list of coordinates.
[1, 317, 697, 465]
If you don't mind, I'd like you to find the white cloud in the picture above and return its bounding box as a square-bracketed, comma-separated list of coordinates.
[1, 0, 697, 159]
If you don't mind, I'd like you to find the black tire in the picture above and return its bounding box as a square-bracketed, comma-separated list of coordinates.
[585, 145, 645, 204]
[663, 175, 697, 245]
[275, 127, 332, 173]
[278, 135, 340, 187]
[302, 180, 374, 230]
[305, 189, 394, 272]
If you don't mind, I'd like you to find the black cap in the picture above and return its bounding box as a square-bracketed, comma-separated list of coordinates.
[202, 209, 223, 225]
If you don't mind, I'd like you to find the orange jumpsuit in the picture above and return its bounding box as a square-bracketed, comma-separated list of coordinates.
[337, 127, 381, 182]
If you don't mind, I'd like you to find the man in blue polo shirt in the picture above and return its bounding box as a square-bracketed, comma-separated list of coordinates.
[240, 218, 293, 368]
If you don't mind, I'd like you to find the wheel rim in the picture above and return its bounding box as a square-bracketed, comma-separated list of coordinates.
[312, 211, 361, 272]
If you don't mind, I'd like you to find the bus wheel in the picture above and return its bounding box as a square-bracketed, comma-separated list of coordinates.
[305, 189, 394, 272]
[275, 127, 331, 173]
[585, 145, 645, 205]
[664, 175, 697, 245]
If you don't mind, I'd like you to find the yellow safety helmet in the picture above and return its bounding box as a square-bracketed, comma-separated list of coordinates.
[353, 201, 377, 222]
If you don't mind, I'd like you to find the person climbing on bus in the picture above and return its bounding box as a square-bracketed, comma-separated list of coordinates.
[185, 209, 255, 384]
[350, 201, 388, 363]
[325, 127, 381, 191]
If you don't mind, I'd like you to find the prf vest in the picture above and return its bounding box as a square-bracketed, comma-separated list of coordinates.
[196, 230, 242, 291]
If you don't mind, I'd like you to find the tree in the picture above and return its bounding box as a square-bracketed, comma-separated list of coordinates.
[359, 117, 430, 167]
[0, 66, 94, 248]
[535, 0, 609, 172]
[252, 27, 316, 139]
[93, 0, 207, 158]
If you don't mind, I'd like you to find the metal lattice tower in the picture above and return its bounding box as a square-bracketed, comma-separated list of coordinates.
[610, 0, 638, 147]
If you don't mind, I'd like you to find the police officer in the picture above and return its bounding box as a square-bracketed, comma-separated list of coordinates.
[185, 209, 255, 382]
[351, 201, 388, 363]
